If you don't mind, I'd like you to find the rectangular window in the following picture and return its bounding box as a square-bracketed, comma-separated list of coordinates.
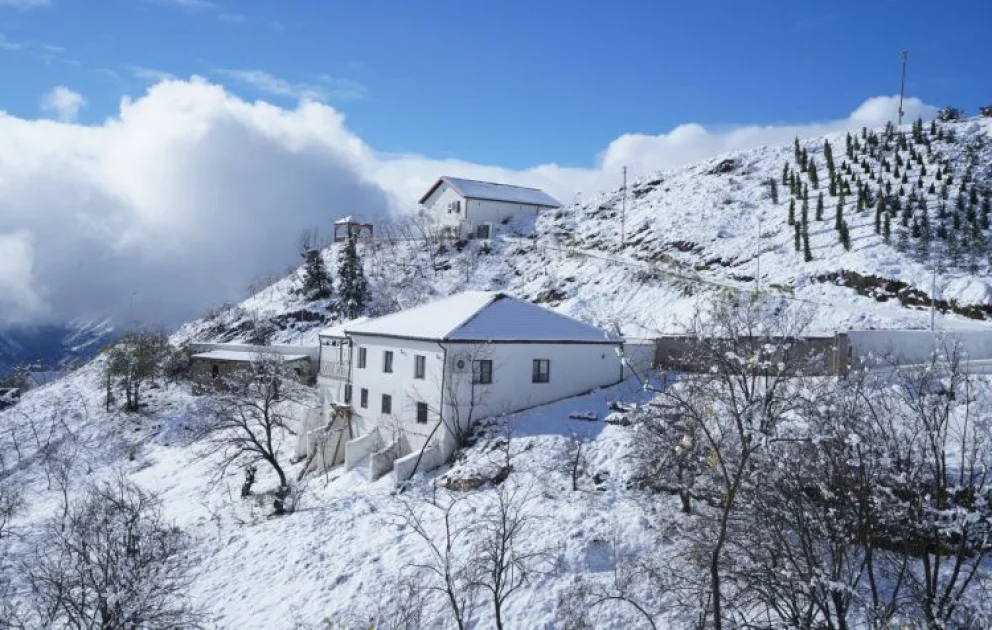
[344, 384, 352, 404]
[360, 388, 368, 408]
[414, 354, 426, 379]
[382, 394, 392, 414]
[472, 359, 493, 384]
[357, 347, 367, 369]
[532, 359, 550, 383]
[383, 350, 393, 373]
[416, 402, 429, 424]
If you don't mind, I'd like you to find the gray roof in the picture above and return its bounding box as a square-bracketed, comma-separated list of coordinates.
[419, 176, 561, 208]
[345, 291, 619, 344]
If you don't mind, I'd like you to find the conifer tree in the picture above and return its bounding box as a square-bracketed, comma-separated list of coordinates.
[794, 221, 801, 252]
[856, 189, 864, 213]
[930, 120, 938, 136]
[829, 172, 837, 197]
[298, 235, 333, 300]
[337, 234, 370, 319]
[802, 224, 812, 262]
[883, 211, 892, 244]
[770, 179, 779, 204]
[794, 137, 801, 164]
[875, 193, 885, 234]
[782, 163, 789, 186]
[835, 195, 845, 231]
[839, 220, 851, 250]
[815, 192, 824, 221]
[807, 157, 819, 189]
[928, 182, 936, 195]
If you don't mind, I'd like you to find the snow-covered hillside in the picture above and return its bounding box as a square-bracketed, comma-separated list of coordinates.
[4, 116, 992, 629]
[179, 116, 992, 347]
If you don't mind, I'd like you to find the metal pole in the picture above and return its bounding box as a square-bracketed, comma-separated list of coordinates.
[621, 166, 627, 251]
[756, 215, 761, 294]
[930, 261, 937, 332]
[897, 50, 908, 126]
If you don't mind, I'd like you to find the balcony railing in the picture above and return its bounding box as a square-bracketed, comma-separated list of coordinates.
[319, 361, 350, 380]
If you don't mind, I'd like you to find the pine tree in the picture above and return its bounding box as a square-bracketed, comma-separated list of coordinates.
[770, 179, 779, 204]
[928, 182, 936, 195]
[839, 220, 851, 250]
[856, 189, 865, 213]
[807, 157, 819, 188]
[299, 240, 333, 300]
[782, 163, 789, 186]
[824, 140, 835, 173]
[794, 221, 801, 252]
[884, 211, 892, 243]
[794, 137, 801, 164]
[788, 198, 795, 225]
[815, 192, 824, 221]
[803, 224, 813, 261]
[835, 195, 845, 231]
[337, 234, 369, 319]
[875, 193, 885, 233]
[829, 172, 837, 197]
[930, 120, 938, 136]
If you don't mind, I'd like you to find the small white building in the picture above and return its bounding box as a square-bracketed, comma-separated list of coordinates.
[419, 176, 561, 239]
[333, 291, 622, 482]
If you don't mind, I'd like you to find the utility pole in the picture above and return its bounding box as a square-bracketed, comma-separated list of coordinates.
[897, 50, 908, 126]
[756, 215, 762, 295]
[930, 259, 937, 332]
[621, 166, 627, 251]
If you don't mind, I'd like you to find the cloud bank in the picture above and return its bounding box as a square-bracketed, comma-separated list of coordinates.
[40, 86, 85, 122]
[0, 77, 936, 328]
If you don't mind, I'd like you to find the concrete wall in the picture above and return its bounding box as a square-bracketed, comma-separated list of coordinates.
[655, 336, 841, 376]
[189, 355, 312, 387]
[345, 429, 381, 471]
[394, 444, 443, 486]
[464, 198, 542, 237]
[622, 339, 655, 378]
[845, 329, 992, 367]
[189, 343, 319, 363]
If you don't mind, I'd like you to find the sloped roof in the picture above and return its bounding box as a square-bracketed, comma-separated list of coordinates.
[192, 350, 309, 362]
[419, 176, 561, 208]
[344, 292, 618, 344]
[319, 316, 370, 338]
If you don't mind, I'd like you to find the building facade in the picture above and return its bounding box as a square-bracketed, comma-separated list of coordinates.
[419, 176, 561, 239]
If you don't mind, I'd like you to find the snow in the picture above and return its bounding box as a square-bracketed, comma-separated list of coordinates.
[318, 316, 369, 338]
[190, 350, 309, 362]
[425, 176, 562, 207]
[345, 291, 620, 343]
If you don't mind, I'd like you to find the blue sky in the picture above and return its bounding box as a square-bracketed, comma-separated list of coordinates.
[1, 0, 990, 168]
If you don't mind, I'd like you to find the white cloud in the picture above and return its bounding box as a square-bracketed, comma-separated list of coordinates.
[216, 69, 366, 103]
[127, 65, 176, 83]
[0, 77, 939, 328]
[39, 86, 85, 122]
[142, 0, 218, 11]
[0, 0, 50, 8]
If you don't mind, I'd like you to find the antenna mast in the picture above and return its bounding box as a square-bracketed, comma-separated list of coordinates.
[897, 50, 908, 126]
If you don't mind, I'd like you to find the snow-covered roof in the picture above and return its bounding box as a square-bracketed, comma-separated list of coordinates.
[319, 317, 370, 338]
[191, 350, 309, 362]
[419, 176, 561, 208]
[335, 216, 369, 225]
[345, 292, 619, 344]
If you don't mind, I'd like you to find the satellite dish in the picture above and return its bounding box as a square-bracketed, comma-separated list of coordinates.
[456, 359, 466, 369]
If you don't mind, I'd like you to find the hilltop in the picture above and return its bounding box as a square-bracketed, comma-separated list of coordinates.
[183, 115, 992, 347]
[3, 115, 992, 629]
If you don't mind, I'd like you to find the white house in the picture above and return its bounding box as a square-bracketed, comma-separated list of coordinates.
[419, 176, 561, 239]
[334, 291, 622, 482]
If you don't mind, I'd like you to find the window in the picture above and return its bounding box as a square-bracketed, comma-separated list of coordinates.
[381, 394, 392, 414]
[211, 364, 219, 378]
[383, 351, 394, 373]
[360, 388, 368, 408]
[344, 384, 352, 404]
[414, 354, 426, 379]
[448, 200, 461, 214]
[357, 347, 367, 369]
[476, 224, 491, 239]
[472, 359, 493, 384]
[416, 402, 429, 424]
[532, 359, 550, 383]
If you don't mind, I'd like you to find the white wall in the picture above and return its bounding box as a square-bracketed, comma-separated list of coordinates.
[347, 335, 445, 454]
[423, 182, 466, 231]
[346, 335, 623, 462]
[464, 198, 543, 236]
[439, 341, 622, 457]
[847, 329, 992, 366]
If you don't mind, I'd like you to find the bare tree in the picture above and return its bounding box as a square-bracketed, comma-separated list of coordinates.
[650, 294, 816, 630]
[203, 352, 311, 515]
[468, 485, 554, 630]
[18, 473, 201, 629]
[560, 430, 591, 492]
[394, 490, 477, 630]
